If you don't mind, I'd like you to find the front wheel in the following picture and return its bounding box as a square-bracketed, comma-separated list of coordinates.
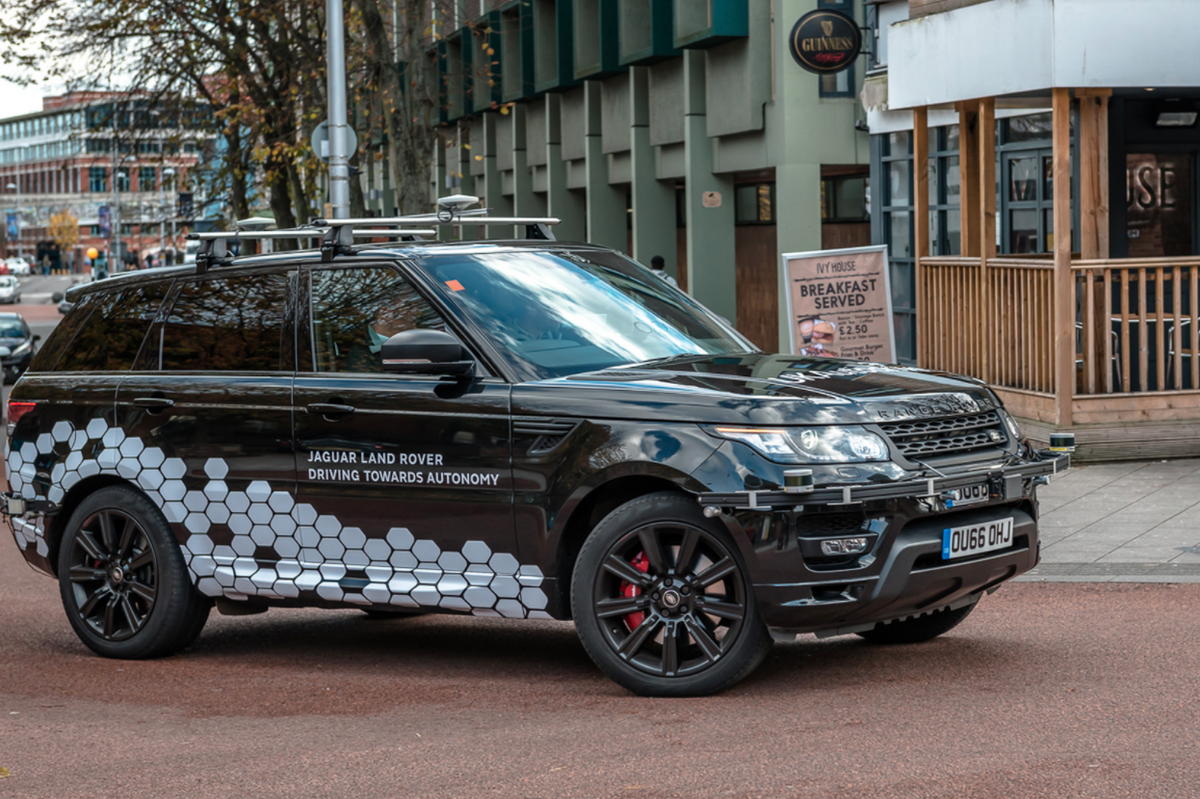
[855, 602, 976, 645]
[57, 485, 211, 659]
[571, 492, 771, 697]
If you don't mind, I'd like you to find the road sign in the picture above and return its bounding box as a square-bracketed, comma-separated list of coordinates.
[311, 120, 358, 164]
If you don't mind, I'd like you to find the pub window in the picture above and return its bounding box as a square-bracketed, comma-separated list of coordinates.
[928, 124, 961, 255]
[735, 183, 775, 225]
[882, 130, 915, 363]
[818, 0, 856, 99]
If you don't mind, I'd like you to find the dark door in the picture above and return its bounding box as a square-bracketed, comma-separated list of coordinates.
[114, 267, 297, 600]
[291, 263, 530, 615]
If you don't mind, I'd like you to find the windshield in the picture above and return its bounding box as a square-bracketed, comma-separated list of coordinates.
[422, 250, 753, 380]
[0, 323, 25, 337]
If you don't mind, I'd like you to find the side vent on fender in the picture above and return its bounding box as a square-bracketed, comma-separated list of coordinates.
[513, 418, 580, 455]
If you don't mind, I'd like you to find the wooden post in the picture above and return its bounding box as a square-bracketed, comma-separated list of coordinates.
[1078, 90, 1111, 392]
[913, 107, 930, 368]
[978, 97, 996, 384]
[957, 101, 980, 257]
[1052, 88, 1074, 427]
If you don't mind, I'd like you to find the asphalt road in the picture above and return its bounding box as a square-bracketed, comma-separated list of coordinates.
[2, 281, 1199, 797]
[2, 551, 1199, 797]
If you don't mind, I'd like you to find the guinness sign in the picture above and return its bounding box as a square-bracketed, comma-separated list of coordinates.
[789, 8, 861, 75]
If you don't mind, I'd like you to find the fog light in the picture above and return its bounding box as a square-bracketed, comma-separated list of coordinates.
[783, 468, 814, 494]
[1049, 433, 1075, 453]
[819, 537, 869, 556]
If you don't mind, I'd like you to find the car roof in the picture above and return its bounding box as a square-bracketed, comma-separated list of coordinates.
[63, 239, 619, 302]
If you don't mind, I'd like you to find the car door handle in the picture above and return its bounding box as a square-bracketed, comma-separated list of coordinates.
[306, 403, 356, 416]
[132, 397, 175, 410]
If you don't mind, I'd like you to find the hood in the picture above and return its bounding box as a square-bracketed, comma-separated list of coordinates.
[511, 353, 998, 426]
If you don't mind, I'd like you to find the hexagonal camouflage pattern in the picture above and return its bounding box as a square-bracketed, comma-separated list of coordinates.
[6, 420, 549, 619]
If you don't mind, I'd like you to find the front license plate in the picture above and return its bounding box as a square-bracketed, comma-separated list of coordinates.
[946, 483, 989, 508]
[942, 517, 1014, 560]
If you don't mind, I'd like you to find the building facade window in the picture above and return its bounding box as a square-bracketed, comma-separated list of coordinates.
[821, 175, 869, 222]
[735, 183, 776, 225]
[139, 166, 156, 191]
[89, 167, 107, 193]
[116, 170, 130, 192]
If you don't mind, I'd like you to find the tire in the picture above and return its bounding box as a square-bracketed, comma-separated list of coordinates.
[855, 602, 976, 645]
[57, 485, 211, 659]
[571, 491, 772, 697]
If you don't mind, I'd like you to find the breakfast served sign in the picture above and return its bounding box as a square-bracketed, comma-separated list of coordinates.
[780, 244, 896, 363]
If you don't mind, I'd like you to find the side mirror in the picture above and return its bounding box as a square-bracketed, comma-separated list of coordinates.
[0, 347, 11, 358]
[381, 329, 474, 376]
[32, 334, 41, 343]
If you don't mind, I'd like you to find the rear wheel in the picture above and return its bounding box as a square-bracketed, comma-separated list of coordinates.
[571, 492, 771, 696]
[855, 603, 976, 645]
[57, 485, 211, 659]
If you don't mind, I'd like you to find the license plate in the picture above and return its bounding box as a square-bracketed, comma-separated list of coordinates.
[941, 517, 1014, 560]
[945, 483, 989, 508]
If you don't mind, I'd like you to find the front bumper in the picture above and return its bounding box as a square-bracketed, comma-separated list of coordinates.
[697, 452, 1067, 634]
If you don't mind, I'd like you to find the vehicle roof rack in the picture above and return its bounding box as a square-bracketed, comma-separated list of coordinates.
[187, 196, 559, 273]
[312, 195, 561, 241]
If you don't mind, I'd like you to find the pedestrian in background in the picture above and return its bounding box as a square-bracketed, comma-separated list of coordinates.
[650, 255, 678, 288]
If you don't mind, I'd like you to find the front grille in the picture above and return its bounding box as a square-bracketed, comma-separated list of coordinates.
[879, 411, 1007, 460]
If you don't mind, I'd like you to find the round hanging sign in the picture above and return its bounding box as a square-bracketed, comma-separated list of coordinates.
[788, 8, 861, 75]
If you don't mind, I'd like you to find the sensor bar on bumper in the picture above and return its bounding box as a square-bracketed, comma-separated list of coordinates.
[697, 452, 1069, 512]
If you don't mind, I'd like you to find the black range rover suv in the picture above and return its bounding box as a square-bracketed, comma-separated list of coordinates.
[2, 208, 1067, 696]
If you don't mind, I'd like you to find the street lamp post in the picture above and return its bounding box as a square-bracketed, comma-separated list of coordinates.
[325, 0, 350, 220]
[162, 166, 176, 264]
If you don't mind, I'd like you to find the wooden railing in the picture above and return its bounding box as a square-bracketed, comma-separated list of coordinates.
[919, 255, 1200, 396]
[918, 256, 1055, 394]
[1074, 257, 1200, 394]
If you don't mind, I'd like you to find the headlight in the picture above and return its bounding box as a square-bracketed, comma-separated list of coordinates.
[10, 341, 30, 356]
[710, 425, 889, 464]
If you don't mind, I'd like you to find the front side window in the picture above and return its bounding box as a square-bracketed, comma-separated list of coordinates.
[154, 272, 289, 371]
[307, 266, 448, 373]
[420, 250, 751, 380]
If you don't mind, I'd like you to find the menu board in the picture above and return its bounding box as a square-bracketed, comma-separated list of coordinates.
[780, 244, 896, 363]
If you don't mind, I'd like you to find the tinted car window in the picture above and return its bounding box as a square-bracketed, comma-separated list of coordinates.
[308, 266, 447, 373]
[52, 283, 170, 372]
[155, 272, 289, 371]
[422, 251, 751, 380]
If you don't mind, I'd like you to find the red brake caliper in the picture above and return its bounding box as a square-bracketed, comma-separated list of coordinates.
[619, 551, 650, 631]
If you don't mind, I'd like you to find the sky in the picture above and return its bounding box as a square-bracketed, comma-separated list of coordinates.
[0, 81, 48, 118]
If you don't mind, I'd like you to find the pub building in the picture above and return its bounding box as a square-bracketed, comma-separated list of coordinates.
[863, 0, 1200, 458]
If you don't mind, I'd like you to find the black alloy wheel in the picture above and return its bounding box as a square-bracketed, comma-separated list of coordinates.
[64, 508, 159, 642]
[572, 492, 771, 696]
[58, 485, 211, 659]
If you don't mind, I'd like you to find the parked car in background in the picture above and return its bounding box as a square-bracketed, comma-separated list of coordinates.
[0, 312, 38, 382]
[0, 276, 21, 304]
[5, 258, 32, 276]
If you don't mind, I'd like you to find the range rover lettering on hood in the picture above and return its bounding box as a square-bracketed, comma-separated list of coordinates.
[872, 392, 995, 421]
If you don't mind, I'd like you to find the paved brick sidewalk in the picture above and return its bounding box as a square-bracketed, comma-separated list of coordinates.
[1024, 458, 1200, 583]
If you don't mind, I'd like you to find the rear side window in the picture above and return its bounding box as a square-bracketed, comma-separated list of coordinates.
[49, 283, 171, 372]
[152, 272, 290, 372]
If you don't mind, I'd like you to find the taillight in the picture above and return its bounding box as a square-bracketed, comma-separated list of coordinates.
[7, 401, 37, 436]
